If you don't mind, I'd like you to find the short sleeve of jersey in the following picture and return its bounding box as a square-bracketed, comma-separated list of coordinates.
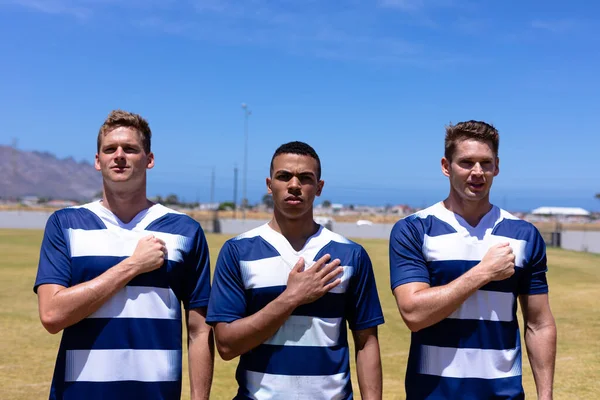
[346, 247, 385, 331]
[183, 226, 212, 309]
[389, 217, 430, 290]
[34, 212, 72, 292]
[518, 227, 549, 295]
[206, 241, 247, 325]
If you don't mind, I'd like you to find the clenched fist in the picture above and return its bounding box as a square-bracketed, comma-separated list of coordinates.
[129, 234, 167, 274]
[477, 242, 516, 282]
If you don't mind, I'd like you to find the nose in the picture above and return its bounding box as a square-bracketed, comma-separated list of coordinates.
[288, 176, 301, 191]
[114, 146, 125, 159]
[472, 162, 484, 175]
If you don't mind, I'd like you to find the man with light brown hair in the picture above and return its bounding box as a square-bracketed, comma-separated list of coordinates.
[34, 109, 214, 400]
[390, 120, 557, 399]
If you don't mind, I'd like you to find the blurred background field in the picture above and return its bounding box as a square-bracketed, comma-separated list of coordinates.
[1, 229, 599, 399]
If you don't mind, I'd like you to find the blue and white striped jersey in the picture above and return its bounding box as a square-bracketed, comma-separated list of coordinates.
[206, 223, 384, 400]
[34, 201, 211, 400]
[390, 202, 548, 400]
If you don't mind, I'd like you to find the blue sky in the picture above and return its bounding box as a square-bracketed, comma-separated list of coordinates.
[0, 0, 599, 211]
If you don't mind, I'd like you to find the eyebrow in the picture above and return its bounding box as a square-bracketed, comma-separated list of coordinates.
[457, 156, 494, 161]
[275, 169, 316, 177]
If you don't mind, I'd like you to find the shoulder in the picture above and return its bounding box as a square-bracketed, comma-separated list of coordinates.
[145, 205, 204, 237]
[317, 227, 367, 260]
[221, 224, 274, 258]
[392, 202, 455, 238]
[493, 208, 542, 240]
[48, 202, 106, 230]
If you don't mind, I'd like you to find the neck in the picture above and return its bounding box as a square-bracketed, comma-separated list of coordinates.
[269, 208, 319, 251]
[101, 182, 151, 224]
[443, 190, 493, 227]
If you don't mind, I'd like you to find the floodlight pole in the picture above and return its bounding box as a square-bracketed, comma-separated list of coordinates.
[241, 103, 251, 220]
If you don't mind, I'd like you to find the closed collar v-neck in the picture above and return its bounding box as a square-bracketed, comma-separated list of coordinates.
[86, 200, 161, 231]
[436, 202, 500, 240]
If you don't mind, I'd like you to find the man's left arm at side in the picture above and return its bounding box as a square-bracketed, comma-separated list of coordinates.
[186, 307, 214, 400]
[352, 327, 382, 400]
[519, 293, 557, 400]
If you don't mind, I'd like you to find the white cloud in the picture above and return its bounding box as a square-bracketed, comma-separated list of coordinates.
[1, 0, 479, 67]
[531, 19, 580, 34]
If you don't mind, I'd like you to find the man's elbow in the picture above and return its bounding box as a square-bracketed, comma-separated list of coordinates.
[39, 311, 64, 334]
[213, 333, 240, 361]
[215, 341, 239, 361]
[399, 306, 427, 332]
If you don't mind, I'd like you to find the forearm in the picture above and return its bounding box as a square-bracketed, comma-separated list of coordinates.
[525, 323, 557, 399]
[215, 292, 298, 360]
[38, 259, 139, 333]
[188, 326, 214, 400]
[355, 333, 382, 400]
[398, 267, 489, 331]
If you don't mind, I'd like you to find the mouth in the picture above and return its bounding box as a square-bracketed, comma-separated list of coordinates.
[284, 196, 303, 205]
[467, 182, 485, 191]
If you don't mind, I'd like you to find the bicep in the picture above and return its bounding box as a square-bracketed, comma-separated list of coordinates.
[393, 282, 430, 312]
[186, 307, 211, 336]
[519, 293, 554, 329]
[351, 326, 379, 351]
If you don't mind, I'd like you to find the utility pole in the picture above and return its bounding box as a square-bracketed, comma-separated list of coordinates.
[233, 166, 238, 219]
[241, 103, 251, 220]
[210, 167, 215, 205]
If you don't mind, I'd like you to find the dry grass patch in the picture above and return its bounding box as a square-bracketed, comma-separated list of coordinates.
[1, 230, 598, 399]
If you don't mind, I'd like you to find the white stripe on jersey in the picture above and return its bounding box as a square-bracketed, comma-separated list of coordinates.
[67, 228, 190, 263]
[423, 232, 527, 267]
[240, 256, 353, 294]
[419, 345, 522, 379]
[264, 316, 343, 347]
[244, 370, 349, 400]
[447, 290, 514, 322]
[65, 349, 181, 382]
[88, 286, 180, 320]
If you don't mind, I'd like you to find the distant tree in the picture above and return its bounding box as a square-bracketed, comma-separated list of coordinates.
[262, 193, 274, 209]
[93, 190, 103, 199]
[164, 194, 179, 205]
[348, 204, 355, 210]
[37, 197, 51, 204]
[322, 200, 332, 208]
[218, 201, 235, 211]
[596, 193, 600, 200]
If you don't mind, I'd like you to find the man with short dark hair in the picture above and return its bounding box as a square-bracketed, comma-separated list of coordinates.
[34, 110, 214, 400]
[390, 121, 557, 399]
[207, 141, 384, 399]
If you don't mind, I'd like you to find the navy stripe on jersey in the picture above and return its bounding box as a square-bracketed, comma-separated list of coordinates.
[240, 344, 349, 376]
[406, 375, 524, 400]
[492, 219, 540, 241]
[314, 240, 366, 267]
[406, 214, 457, 237]
[55, 207, 107, 231]
[62, 318, 182, 350]
[70, 256, 171, 288]
[414, 320, 520, 350]
[146, 213, 204, 237]
[58, 381, 182, 400]
[429, 260, 526, 293]
[246, 286, 347, 318]
[234, 236, 281, 261]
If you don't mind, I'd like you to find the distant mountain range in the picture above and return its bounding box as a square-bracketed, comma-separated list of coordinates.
[0, 146, 101, 200]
